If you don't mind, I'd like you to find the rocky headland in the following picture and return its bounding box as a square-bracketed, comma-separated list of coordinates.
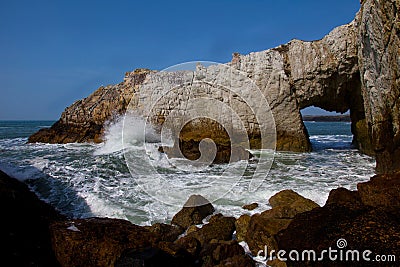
[28, 0, 399, 173]
[7, 0, 399, 266]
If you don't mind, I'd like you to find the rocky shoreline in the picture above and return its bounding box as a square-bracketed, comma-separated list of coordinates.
[6, 0, 399, 266]
[2, 169, 399, 267]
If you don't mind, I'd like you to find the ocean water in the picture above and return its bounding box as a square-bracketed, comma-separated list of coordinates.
[0, 120, 375, 225]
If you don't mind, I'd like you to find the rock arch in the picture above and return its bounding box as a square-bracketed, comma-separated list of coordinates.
[231, 21, 372, 154]
[30, 0, 400, 173]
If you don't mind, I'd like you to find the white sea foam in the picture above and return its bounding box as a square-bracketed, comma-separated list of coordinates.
[94, 114, 161, 156]
[0, 122, 376, 225]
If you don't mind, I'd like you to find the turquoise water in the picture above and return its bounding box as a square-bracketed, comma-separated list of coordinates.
[0, 120, 375, 225]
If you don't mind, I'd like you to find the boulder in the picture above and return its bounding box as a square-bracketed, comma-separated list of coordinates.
[175, 236, 202, 257]
[144, 223, 184, 242]
[245, 212, 290, 254]
[269, 189, 317, 209]
[199, 240, 254, 267]
[115, 246, 195, 267]
[277, 204, 400, 267]
[50, 218, 159, 267]
[171, 195, 215, 229]
[185, 214, 236, 246]
[276, 172, 400, 266]
[357, 172, 400, 208]
[242, 203, 259, 211]
[235, 214, 251, 242]
[215, 254, 255, 267]
[243, 190, 319, 254]
[325, 187, 363, 208]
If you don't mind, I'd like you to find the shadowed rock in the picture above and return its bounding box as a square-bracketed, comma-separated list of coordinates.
[185, 214, 236, 246]
[242, 203, 259, 211]
[0, 170, 64, 266]
[50, 218, 159, 267]
[171, 195, 215, 229]
[239, 190, 319, 254]
[277, 172, 400, 267]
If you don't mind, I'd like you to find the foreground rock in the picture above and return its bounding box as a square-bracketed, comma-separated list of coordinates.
[51, 218, 159, 267]
[237, 190, 319, 255]
[49, 194, 254, 267]
[171, 194, 215, 229]
[0, 170, 64, 266]
[277, 173, 400, 266]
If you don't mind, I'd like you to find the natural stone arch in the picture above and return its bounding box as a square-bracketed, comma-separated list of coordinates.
[231, 20, 372, 154]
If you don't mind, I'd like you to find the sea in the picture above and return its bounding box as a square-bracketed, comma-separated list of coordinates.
[0, 119, 375, 226]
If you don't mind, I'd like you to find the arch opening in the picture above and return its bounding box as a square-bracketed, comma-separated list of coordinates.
[301, 107, 353, 151]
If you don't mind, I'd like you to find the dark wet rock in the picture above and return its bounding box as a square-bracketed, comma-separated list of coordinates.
[267, 258, 287, 267]
[171, 195, 215, 229]
[235, 214, 251, 242]
[0, 170, 64, 266]
[199, 240, 254, 267]
[245, 212, 291, 254]
[325, 187, 363, 208]
[50, 218, 159, 267]
[144, 223, 184, 242]
[269, 189, 318, 210]
[243, 190, 319, 254]
[277, 173, 400, 267]
[186, 214, 236, 246]
[357, 172, 400, 208]
[115, 246, 196, 267]
[175, 236, 202, 257]
[242, 203, 259, 211]
[277, 204, 400, 267]
[215, 254, 255, 267]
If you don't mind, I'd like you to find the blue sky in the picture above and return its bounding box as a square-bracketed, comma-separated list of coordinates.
[0, 0, 360, 120]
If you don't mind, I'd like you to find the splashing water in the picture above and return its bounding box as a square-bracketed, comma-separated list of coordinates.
[0, 120, 375, 225]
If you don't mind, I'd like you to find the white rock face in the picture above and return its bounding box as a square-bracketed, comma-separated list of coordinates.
[127, 21, 361, 153]
[356, 0, 400, 173]
[30, 0, 400, 172]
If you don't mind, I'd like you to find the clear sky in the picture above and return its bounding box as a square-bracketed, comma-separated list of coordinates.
[0, 0, 360, 120]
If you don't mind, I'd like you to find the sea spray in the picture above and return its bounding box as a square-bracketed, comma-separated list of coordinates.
[94, 114, 161, 156]
[0, 121, 376, 225]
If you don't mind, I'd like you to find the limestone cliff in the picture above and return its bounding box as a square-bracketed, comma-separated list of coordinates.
[28, 1, 400, 173]
[356, 0, 400, 173]
[28, 69, 152, 143]
[29, 23, 362, 151]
